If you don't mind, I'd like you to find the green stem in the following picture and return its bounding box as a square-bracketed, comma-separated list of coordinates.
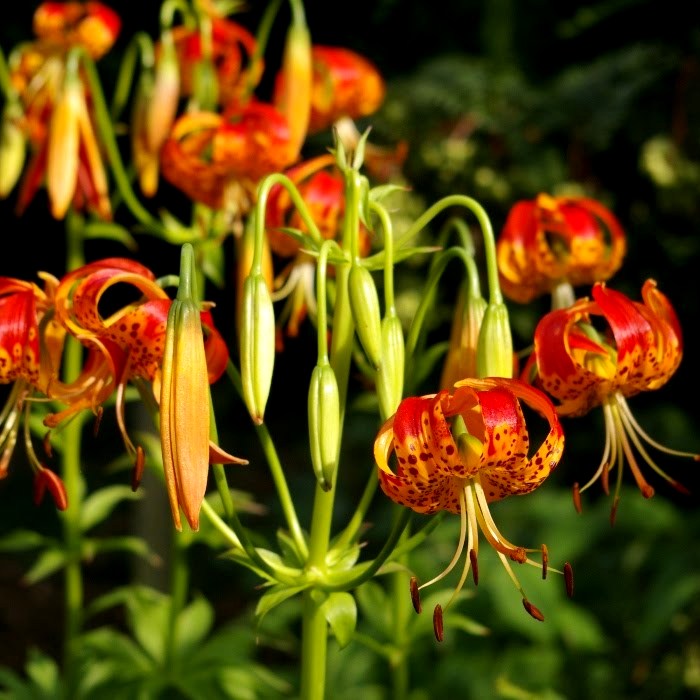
[299, 592, 328, 700]
[225, 360, 308, 558]
[395, 194, 502, 304]
[59, 214, 87, 700]
[164, 530, 189, 672]
[0, 44, 14, 98]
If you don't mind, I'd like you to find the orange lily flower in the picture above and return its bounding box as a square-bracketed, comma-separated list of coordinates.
[51, 258, 231, 474]
[160, 100, 295, 212]
[306, 46, 386, 133]
[375, 377, 567, 637]
[523, 279, 696, 519]
[264, 154, 371, 341]
[497, 193, 627, 305]
[33, 2, 121, 59]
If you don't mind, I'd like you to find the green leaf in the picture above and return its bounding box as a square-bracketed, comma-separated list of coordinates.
[355, 581, 392, 638]
[255, 584, 308, 623]
[82, 536, 157, 565]
[276, 529, 306, 568]
[80, 485, 142, 532]
[24, 648, 61, 697]
[23, 548, 68, 584]
[124, 587, 170, 663]
[82, 221, 138, 250]
[174, 596, 215, 658]
[321, 592, 357, 649]
[0, 530, 51, 552]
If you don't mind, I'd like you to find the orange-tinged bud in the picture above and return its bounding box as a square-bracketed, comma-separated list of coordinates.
[239, 273, 276, 424]
[348, 265, 383, 369]
[47, 75, 81, 219]
[0, 102, 27, 198]
[160, 245, 211, 531]
[273, 20, 311, 161]
[148, 33, 181, 153]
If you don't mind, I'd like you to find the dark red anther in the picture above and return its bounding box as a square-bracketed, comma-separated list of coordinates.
[409, 576, 422, 614]
[433, 604, 444, 642]
[93, 406, 104, 437]
[572, 482, 582, 514]
[522, 598, 545, 622]
[33, 468, 68, 511]
[610, 496, 620, 527]
[43, 431, 53, 458]
[469, 548, 479, 586]
[564, 562, 574, 598]
[131, 445, 145, 492]
[541, 543, 548, 580]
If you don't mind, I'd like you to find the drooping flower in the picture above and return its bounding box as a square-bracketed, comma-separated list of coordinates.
[305, 46, 386, 134]
[32, 2, 121, 60]
[160, 100, 295, 214]
[523, 279, 696, 520]
[0, 273, 68, 509]
[375, 377, 568, 638]
[51, 257, 232, 476]
[497, 193, 627, 306]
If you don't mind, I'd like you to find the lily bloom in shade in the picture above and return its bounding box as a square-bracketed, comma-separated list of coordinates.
[375, 377, 569, 638]
[160, 100, 295, 213]
[497, 193, 627, 306]
[50, 258, 232, 478]
[33, 2, 121, 59]
[0, 274, 69, 510]
[523, 279, 697, 520]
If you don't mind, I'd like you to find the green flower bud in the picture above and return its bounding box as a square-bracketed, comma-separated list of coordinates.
[308, 362, 341, 491]
[376, 314, 404, 418]
[0, 102, 26, 198]
[240, 274, 275, 424]
[348, 264, 382, 369]
[476, 302, 514, 378]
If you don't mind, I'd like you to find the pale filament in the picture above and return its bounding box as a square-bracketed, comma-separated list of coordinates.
[579, 400, 614, 494]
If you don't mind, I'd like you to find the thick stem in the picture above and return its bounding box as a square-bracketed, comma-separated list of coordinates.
[60, 215, 87, 700]
[299, 592, 329, 700]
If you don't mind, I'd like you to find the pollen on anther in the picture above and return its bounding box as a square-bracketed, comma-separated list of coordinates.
[93, 406, 104, 438]
[131, 446, 145, 492]
[410, 576, 422, 614]
[541, 544, 548, 580]
[572, 482, 582, 514]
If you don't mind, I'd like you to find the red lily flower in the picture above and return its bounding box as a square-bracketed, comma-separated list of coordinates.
[160, 100, 295, 212]
[375, 377, 567, 636]
[524, 279, 696, 519]
[303, 46, 386, 133]
[33, 2, 121, 59]
[497, 193, 627, 305]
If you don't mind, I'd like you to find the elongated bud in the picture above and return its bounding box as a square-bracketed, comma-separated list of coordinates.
[307, 362, 340, 491]
[440, 285, 487, 389]
[148, 31, 180, 153]
[132, 70, 160, 197]
[274, 20, 311, 160]
[240, 274, 275, 424]
[376, 313, 404, 418]
[476, 301, 513, 378]
[0, 102, 26, 198]
[348, 264, 382, 369]
[47, 72, 81, 219]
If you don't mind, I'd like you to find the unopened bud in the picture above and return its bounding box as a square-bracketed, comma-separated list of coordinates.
[240, 274, 276, 424]
[148, 32, 180, 153]
[376, 313, 404, 418]
[476, 301, 513, 378]
[307, 362, 340, 491]
[0, 102, 26, 198]
[348, 264, 382, 369]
